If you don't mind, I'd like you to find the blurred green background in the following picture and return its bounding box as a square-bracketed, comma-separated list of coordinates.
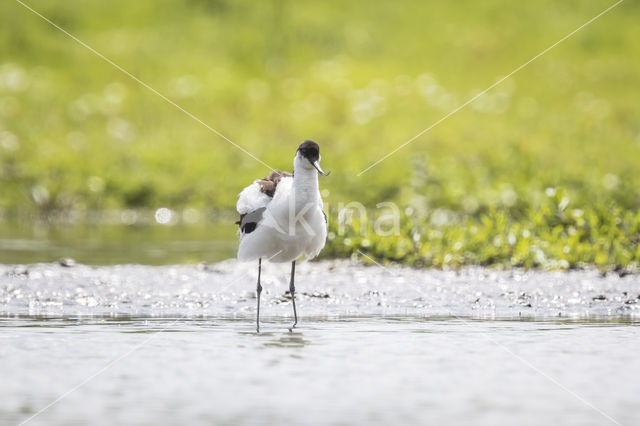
[0, 0, 639, 268]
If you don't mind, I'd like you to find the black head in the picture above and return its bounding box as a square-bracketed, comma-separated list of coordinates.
[297, 140, 320, 163]
[297, 140, 330, 176]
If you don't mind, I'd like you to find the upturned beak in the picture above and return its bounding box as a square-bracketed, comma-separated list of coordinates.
[311, 160, 330, 176]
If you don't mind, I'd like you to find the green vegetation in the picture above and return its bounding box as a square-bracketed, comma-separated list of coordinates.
[1, 0, 639, 269]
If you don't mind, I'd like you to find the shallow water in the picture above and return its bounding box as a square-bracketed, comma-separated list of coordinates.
[2, 261, 639, 425]
[0, 221, 237, 265]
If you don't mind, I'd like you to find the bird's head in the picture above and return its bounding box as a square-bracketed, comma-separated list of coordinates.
[295, 140, 330, 176]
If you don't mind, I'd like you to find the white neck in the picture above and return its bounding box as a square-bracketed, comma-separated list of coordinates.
[292, 152, 319, 207]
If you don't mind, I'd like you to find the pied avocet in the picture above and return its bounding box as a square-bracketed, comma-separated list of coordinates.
[236, 140, 330, 332]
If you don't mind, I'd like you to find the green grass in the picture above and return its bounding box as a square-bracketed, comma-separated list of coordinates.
[1, 0, 639, 269]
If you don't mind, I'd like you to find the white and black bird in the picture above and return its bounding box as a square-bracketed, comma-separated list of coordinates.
[236, 140, 330, 332]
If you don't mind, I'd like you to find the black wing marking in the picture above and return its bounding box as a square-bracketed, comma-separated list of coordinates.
[322, 210, 327, 223]
[236, 207, 266, 234]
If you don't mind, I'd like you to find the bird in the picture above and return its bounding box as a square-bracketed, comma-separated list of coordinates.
[236, 140, 330, 332]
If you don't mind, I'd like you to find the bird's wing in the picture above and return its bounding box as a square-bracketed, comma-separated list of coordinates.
[238, 207, 266, 234]
[236, 170, 293, 215]
[236, 181, 272, 215]
[236, 170, 293, 233]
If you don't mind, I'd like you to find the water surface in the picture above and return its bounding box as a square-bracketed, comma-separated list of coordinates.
[2, 316, 639, 426]
[1, 261, 639, 425]
[0, 220, 236, 265]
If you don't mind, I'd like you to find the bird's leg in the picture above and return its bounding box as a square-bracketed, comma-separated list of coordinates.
[256, 258, 262, 333]
[289, 260, 297, 331]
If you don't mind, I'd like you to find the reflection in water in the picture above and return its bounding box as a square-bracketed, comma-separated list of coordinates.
[1, 316, 639, 426]
[0, 220, 237, 265]
[261, 331, 310, 349]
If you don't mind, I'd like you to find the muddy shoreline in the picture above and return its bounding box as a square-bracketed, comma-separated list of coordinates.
[2, 260, 638, 319]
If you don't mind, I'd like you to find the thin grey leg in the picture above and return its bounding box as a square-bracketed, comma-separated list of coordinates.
[256, 258, 262, 333]
[289, 260, 297, 331]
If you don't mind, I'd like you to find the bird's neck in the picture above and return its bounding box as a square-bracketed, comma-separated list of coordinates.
[292, 166, 319, 206]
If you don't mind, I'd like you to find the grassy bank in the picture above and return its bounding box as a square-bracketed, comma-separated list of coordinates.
[1, 0, 639, 269]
